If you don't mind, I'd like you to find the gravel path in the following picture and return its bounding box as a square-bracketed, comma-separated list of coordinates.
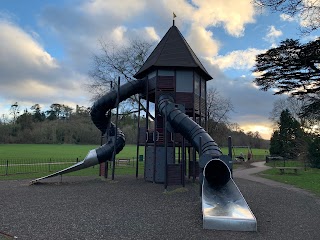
[0, 165, 319, 240]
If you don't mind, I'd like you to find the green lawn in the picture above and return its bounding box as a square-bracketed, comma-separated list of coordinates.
[259, 161, 320, 196]
[0, 144, 268, 163]
[0, 144, 268, 180]
[1, 144, 317, 197]
[0, 144, 145, 180]
[0, 144, 96, 163]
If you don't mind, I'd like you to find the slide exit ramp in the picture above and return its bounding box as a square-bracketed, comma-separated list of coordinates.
[202, 160, 257, 231]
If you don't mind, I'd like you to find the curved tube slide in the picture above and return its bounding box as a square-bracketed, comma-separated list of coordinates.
[158, 95, 222, 158]
[30, 80, 145, 184]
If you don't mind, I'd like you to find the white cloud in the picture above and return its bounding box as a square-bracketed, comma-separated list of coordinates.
[187, 24, 220, 58]
[111, 26, 128, 44]
[191, 0, 256, 37]
[144, 27, 160, 42]
[280, 13, 295, 22]
[299, 0, 320, 28]
[209, 48, 266, 70]
[0, 19, 90, 111]
[264, 25, 283, 43]
[81, 0, 147, 21]
[37, 0, 259, 73]
[0, 20, 58, 74]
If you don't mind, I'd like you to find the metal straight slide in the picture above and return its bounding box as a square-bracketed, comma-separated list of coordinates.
[158, 95, 257, 231]
[202, 160, 257, 231]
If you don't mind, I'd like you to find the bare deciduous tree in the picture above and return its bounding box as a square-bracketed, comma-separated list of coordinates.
[87, 39, 155, 118]
[270, 97, 320, 134]
[254, 0, 320, 34]
[207, 87, 234, 132]
[10, 102, 20, 124]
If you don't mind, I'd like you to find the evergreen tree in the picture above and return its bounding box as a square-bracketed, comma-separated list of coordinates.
[270, 109, 304, 158]
[269, 130, 281, 155]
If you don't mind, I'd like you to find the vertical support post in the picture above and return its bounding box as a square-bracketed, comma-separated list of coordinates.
[228, 136, 232, 159]
[228, 136, 233, 176]
[144, 77, 149, 180]
[153, 71, 158, 183]
[164, 101, 168, 189]
[199, 136, 203, 195]
[192, 147, 196, 183]
[153, 111, 157, 183]
[135, 94, 141, 179]
[204, 81, 208, 132]
[188, 147, 191, 179]
[182, 137, 185, 187]
[112, 77, 120, 180]
[105, 81, 113, 178]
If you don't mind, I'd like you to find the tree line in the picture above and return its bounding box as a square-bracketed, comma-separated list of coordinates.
[0, 101, 268, 149]
[0, 103, 100, 144]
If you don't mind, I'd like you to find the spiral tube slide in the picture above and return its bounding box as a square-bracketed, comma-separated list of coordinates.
[30, 80, 145, 184]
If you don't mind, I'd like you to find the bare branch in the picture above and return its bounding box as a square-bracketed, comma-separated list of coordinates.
[87, 38, 156, 118]
[253, 0, 320, 34]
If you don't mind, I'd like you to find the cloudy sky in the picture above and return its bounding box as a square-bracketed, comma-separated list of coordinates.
[0, 0, 319, 139]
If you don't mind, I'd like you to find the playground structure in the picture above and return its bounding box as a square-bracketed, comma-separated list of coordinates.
[232, 146, 253, 162]
[31, 23, 257, 231]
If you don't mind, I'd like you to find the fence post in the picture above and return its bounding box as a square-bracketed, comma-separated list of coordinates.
[6, 160, 8, 176]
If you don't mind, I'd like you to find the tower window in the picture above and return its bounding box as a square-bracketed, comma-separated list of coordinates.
[176, 70, 193, 92]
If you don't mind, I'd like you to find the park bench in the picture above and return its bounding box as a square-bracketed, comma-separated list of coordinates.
[116, 158, 131, 166]
[276, 167, 302, 175]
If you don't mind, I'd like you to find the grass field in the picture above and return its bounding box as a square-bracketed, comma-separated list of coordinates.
[1, 144, 318, 197]
[0, 144, 269, 180]
[0, 144, 268, 161]
[259, 160, 320, 196]
[0, 144, 145, 180]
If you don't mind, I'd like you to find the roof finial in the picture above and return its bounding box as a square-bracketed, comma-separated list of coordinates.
[173, 12, 177, 26]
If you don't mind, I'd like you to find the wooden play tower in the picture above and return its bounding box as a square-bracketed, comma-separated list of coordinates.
[134, 23, 213, 188]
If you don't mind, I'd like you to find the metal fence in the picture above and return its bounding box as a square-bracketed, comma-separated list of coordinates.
[0, 154, 268, 177]
[0, 158, 79, 176]
[0, 157, 140, 176]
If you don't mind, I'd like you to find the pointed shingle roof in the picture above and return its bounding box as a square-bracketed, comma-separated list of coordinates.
[133, 25, 212, 80]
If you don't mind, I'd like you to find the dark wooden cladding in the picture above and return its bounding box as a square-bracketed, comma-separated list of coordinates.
[156, 115, 164, 128]
[201, 98, 206, 115]
[157, 76, 175, 90]
[175, 133, 183, 142]
[176, 92, 193, 106]
[148, 76, 156, 91]
[138, 127, 146, 144]
[194, 97, 200, 112]
[167, 164, 182, 185]
[189, 161, 200, 178]
[156, 128, 164, 143]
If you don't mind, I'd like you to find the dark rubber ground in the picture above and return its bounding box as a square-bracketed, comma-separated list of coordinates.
[0, 172, 319, 240]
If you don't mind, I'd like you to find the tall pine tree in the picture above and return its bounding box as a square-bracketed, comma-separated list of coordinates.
[270, 109, 304, 158]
